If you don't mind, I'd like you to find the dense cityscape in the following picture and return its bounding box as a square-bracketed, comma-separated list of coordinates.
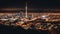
[0, 8, 60, 34]
[0, 0, 60, 34]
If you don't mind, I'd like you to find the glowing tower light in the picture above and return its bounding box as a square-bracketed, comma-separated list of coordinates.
[25, 2, 28, 18]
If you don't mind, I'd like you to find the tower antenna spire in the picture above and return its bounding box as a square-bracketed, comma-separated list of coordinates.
[25, 1, 28, 18]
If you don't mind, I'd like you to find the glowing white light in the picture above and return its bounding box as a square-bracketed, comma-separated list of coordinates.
[42, 16, 46, 18]
[41, 15, 46, 19]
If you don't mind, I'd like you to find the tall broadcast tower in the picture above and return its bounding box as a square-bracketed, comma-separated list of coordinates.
[25, 2, 28, 18]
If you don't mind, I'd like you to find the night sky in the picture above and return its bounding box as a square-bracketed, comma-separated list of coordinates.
[0, 0, 60, 9]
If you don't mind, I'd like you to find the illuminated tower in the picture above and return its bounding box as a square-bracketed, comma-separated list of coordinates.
[25, 2, 28, 18]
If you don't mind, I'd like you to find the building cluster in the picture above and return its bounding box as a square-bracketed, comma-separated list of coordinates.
[0, 13, 60, 31]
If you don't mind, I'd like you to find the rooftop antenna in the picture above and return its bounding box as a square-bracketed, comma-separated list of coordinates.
[25, 1, 28, 18]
